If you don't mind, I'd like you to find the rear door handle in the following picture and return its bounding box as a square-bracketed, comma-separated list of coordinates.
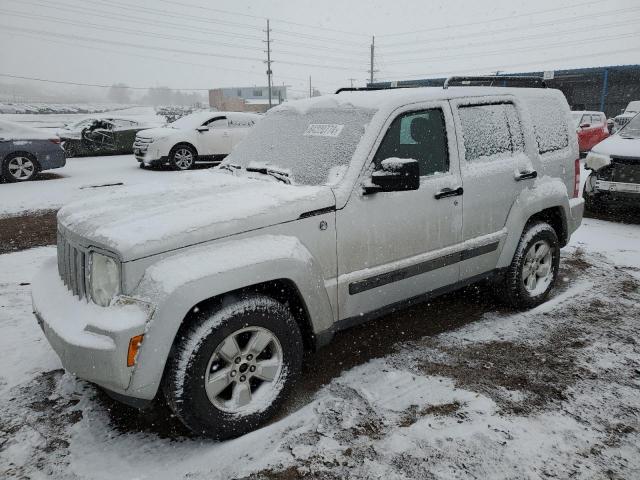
[434, 186, 463, 199]
[516, 170, 538, 181]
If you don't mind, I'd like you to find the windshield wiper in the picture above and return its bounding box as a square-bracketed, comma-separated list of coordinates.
[245, 166, 291, 184]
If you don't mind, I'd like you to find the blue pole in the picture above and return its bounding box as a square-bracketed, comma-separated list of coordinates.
[600, 68, 609, 113]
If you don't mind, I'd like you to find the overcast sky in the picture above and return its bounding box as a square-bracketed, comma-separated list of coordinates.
[0, 0, 638, 100]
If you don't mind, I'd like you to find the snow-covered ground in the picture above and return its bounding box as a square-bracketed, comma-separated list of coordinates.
[0, 154, 200, 217]
[1, 218, 639, 479]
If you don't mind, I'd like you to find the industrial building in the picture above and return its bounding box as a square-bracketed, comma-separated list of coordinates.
[369, 64, 640, 118]
[208, 85, 287, 113]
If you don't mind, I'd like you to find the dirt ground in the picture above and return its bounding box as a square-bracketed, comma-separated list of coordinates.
[1, 207, 639, 479]
[0, 210, 57, 254]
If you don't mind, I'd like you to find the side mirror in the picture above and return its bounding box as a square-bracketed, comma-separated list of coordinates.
[364, 158, 420, 194]
[196, 126, 209, 132]
[579, 123, 591, 129]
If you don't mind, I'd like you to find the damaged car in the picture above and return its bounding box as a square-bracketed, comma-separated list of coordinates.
[583, 112, 640, 212]
[60, 118, 150, 157]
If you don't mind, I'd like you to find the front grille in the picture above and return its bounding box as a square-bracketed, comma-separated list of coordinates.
[133, 137, 152, 152]
[611, 157, 640, 184]
[57, 231, 88, 299]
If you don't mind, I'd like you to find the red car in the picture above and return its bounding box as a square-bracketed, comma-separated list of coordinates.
[572, 111, 609, 154]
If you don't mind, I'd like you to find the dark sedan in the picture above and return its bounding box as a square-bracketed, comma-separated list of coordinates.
[0, 119, 66, 182]
[60, 118, 149, 157]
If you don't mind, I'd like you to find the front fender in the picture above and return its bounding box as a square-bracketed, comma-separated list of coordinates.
[496, 177, 571, 268]
[127, 234, 334, 399]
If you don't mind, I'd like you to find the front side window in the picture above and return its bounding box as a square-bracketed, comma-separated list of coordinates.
[373, 109, 449, 176]
[458, 103, 524, 161]
[203, 117, 227, 128]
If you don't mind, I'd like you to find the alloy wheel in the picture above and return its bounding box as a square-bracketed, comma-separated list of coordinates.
[8, 156, 36, 181]
[204, 326, 284, 414]
[521, 239, 554, 296]
[174, 148, 194, 169]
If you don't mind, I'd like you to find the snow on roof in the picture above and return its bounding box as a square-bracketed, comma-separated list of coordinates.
[273, 86, 559, 115]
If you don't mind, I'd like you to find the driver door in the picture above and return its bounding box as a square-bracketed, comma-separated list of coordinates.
[198, 116, 231, 155]
[335, 102, 463, 321]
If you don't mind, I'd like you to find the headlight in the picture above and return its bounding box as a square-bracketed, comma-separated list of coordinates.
[90, 252, 120, 306]
[584, 152, 611, 171]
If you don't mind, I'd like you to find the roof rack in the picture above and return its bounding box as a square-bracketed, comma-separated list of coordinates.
[443, 75, 546, 89]
[335, 86, 393, 94]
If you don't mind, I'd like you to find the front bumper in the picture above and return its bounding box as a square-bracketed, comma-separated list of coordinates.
[32, 257, 154, 395]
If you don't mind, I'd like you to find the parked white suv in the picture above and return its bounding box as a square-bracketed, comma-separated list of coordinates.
[33, 81, 583, 439]
[134, 111, 261, 170]
[612, 101, 640, 133]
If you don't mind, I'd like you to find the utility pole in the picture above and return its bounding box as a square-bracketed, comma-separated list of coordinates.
[309, 76, 312, 98]
[369, 35, 375, 85]
[348, 78, 356, 88]
[265, 19, 273, 109]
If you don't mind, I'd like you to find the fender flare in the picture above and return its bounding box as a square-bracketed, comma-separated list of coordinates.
[496, 178, 570, 268]
[127, 234, 334, 399]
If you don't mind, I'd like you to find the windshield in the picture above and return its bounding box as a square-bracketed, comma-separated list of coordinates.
[625, 101, 640, 114]
[168, 113, 212, 129]
[222, 107, 375, 186]
[618, 112, 640, 138]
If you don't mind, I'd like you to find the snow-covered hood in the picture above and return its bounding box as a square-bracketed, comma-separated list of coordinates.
[135, 127, 176, 139]
[591, 134, 640, 158]
[57, 172, 335, 261]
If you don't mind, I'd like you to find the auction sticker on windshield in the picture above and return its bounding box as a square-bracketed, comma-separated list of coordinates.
[304, 124, 344, 137]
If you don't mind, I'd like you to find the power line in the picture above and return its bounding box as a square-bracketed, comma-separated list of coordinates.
[379, 5, 640, 49]
[377, 0, 603, 37]
[376, 47, 640, 81]
[382, 31, 639, 66]
[0, 25, 264, 62]
[8, 0, 266, 43]
[153, 0, 371, 38]
[382, 18, 639, 56]
[0, 73, 210, 91]
[2, 9, 263, 53]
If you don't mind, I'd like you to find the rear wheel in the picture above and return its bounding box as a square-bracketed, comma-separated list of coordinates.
[501, 222, 560, 309]
[169, 145, 196, 171]
[164, 295, 303, 439]
[2, 153, 39, 182]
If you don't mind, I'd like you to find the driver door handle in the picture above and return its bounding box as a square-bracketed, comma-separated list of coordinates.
[434, 186, 463, 199]
[515, 170, 538, 181]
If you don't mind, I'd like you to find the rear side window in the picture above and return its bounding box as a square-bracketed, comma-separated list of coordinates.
[527, 96, 569, 154]
[458, 103, 524, 161]
[373, 108, 449, 176]
[591, 114, 603, 125]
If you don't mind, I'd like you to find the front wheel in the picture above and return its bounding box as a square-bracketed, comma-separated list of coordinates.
[169, 145, 196, 171]
[501, 222, 560, 309]
[164, 295, 303, 439]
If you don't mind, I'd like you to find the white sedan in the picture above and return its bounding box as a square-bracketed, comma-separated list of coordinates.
[133, 111, 261, 170]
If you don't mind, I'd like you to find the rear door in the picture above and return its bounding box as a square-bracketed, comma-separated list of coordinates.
[450, 97, 537, 279]
[228, 114, 258, 152]
[198, 116, 231, 155]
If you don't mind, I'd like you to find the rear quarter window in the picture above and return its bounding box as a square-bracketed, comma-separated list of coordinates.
[525, 96, 570, 154]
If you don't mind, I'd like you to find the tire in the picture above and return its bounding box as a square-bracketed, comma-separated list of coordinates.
[164, 294, 303, 439]
[2, 153, 39, 182]
[169, 144, 196, 171]
[583, 188, 604, 214]
[501, 222, 560, 309]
